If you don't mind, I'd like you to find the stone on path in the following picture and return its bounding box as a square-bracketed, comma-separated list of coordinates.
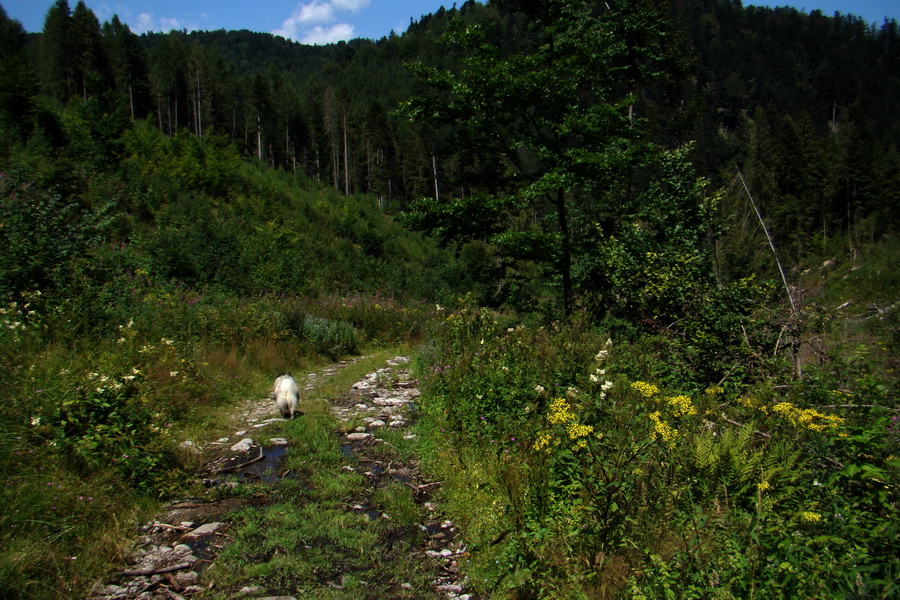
[230, 438, 255, 452]
[181, 522, 226, 540]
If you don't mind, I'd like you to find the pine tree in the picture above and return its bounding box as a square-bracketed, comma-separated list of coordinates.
[71, 1, 111, 99]
[39, 0, 74, 101]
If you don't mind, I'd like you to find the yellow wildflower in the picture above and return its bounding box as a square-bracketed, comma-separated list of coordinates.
[566, 422, 594, 440]
[649, 411, 678, 445]
[770, 401, 844, 431]
[757, 481, 771, 492]
[667, 395, 698, 417]
[547, 398, 575, 424]
[533, 432, 553, 452]
[632, 381, 660, 398]
[799, 511, 822, 523]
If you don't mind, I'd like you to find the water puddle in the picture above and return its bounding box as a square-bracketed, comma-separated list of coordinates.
[237, 445, 290, 484]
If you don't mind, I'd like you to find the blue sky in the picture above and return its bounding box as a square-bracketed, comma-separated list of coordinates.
[3, 0, 898, 45]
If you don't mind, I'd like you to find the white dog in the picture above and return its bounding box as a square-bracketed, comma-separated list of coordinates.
[272, 373, 300, 420]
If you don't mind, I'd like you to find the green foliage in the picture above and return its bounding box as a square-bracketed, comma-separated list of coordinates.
[415, 299, 596, 440]
[1, 2, 898, 597]
[414, 306, 898, 599]
[0, 173, 115, 294]
[299, 314, 358, 358]
[123, 121, 243, 198]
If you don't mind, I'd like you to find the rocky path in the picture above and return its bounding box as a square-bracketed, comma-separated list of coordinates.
[89, 356, 475, 600]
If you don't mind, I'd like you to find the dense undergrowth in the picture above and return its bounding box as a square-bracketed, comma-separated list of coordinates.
[412, 263, 898, 599]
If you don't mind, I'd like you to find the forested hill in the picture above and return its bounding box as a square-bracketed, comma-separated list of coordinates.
[140, 29, 343, 84]
[7, 1, 898, 257]
[150, 0, 900, 262]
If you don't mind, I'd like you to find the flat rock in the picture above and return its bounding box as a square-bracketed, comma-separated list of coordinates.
[346, 432, 372, 441]
[182, 522, 225, 540]
[238, 586, 264, 595]
[230, 438, 255, 452]
[374, 397, 406, 406]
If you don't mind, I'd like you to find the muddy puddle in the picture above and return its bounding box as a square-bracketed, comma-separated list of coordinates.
[237, 445, 290, 483]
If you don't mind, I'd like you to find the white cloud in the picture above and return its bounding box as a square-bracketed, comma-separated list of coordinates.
[132, 13, 154, 34]
[301, 22, 355, 44]
[128, 12, 197, 34]
[273, 0, 369, 43]
[160, 17, 186, 31]
[332, 0, 370, 10]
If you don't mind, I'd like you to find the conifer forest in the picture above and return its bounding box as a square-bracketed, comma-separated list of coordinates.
[0, 0, 897, 598]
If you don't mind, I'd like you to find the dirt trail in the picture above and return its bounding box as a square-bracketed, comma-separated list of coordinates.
[89, 356, 475, 600]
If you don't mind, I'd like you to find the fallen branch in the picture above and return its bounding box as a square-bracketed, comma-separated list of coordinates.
[721, 416, 771, 438]
[218, 445, 265, 473]
[120, 561, 194, 577]
[820, 404, 900, 412]
[736, 170, 797, 314]
[151, 522, 191, 531]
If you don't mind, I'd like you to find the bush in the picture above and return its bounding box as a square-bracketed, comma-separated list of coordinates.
[300, 314, 358, 358]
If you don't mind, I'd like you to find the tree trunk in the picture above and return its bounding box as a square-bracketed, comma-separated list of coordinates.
[432, 152, 440, 202]
[555, 187, 572, 316]
[257, 115, 262, 161]
[343, 106, 350, 195]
